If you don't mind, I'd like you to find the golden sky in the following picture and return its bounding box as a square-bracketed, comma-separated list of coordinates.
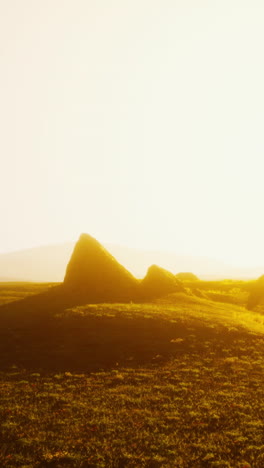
[1, 1, 264, 268]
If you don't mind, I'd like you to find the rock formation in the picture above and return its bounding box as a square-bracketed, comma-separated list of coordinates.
[63, 233, 139, 301]
[63, 234, 187, 302]
[141, 264, 183, 298]
[175, 272, 199, 281]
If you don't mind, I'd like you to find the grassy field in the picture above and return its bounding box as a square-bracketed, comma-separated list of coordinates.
[0, 282, 264, 467]
[0, 282, 58, 306]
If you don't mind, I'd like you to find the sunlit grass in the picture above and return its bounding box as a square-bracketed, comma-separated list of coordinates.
[0, 282, 57, 306]
[62, 293, 264, 335]
[1, 344, 264, 467]
[1, 282, 264, 466]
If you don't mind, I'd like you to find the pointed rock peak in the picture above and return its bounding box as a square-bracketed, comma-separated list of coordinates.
[63, 233, 138, 300]
[72, 233, 113, 259]
[79, 233, 93, 240]
[78, 233, 101, 246]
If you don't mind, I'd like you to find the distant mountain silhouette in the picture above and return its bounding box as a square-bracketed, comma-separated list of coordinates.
[63, 234, 139, 301]
[0, 243, 74, 282]
[2, 241, 264, 283]
[141, 264, 184, 298]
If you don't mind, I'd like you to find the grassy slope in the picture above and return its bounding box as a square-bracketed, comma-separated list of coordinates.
[0, 282, 58, 306]
[0, 283, 264, 467]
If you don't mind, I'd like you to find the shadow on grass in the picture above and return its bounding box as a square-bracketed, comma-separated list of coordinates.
[0, 285, 258, 373]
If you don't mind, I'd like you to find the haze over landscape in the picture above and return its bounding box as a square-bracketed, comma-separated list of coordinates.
[1, 0, 264, 269]
[2, 2, 264, 467]
[1, 240, 264, 283]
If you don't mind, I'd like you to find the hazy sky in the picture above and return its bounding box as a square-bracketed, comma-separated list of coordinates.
[1, 0, 264, 267]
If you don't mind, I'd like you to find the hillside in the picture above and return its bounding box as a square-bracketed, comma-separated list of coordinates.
[1, 284, 264, 466]
[0, 279, 263, 370]
[1, 236, 264, 466]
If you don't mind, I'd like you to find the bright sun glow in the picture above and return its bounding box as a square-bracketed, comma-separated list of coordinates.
[1, 0, 264, 268]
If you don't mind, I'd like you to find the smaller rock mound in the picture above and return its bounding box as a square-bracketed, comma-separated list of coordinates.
[175, 272, 199, 281]
[141, 264, 184, 298]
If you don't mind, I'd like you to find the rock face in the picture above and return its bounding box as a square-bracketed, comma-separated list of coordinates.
[64, 234, 139, 301]
[141, 264, 183, 298]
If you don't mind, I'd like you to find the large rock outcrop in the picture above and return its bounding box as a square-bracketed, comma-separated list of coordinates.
[63, 234, 139, 301]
